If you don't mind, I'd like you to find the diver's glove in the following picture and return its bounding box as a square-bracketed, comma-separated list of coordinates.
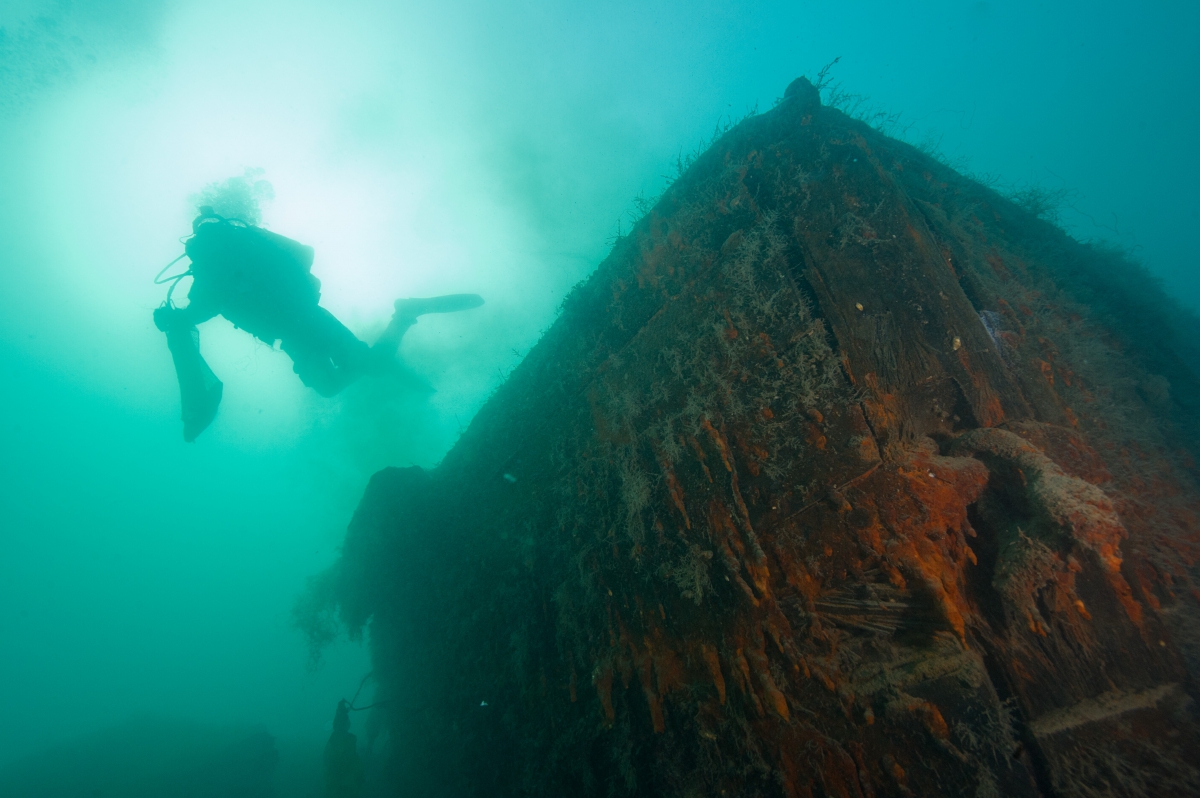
[153, 305, 193, 332]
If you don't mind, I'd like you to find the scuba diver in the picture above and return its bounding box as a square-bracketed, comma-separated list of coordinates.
[324, 699, 365, 798]
[154, 206, 483, 441]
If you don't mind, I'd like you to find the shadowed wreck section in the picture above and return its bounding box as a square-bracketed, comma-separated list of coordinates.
[306, 78, 1200, 797]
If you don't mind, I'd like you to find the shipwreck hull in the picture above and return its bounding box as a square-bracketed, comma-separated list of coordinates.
[324, 78, 1200, 797]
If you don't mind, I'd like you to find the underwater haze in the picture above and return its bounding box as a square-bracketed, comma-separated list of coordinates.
[1, 0, 1197, 793]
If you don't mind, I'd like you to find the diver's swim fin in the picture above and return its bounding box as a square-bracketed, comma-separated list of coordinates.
[370, 294, 485, 369]
[393, 293, 484, 320]
[163, 325, 223, 442]
[181, 378, 222, 443]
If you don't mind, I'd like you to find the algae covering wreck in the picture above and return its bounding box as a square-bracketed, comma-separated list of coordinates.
[303, 78, 1200, 797]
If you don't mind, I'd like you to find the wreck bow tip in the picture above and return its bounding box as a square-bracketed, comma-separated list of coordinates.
[783, 76, 821, 111]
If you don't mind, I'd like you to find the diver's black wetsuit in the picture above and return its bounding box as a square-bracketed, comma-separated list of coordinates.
[156, 210, 369, 397]
[154, 208, 483, 441]
[324, 700, 365, 798]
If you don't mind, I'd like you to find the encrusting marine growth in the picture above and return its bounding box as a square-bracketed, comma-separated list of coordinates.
[301, 77, 1200, 797]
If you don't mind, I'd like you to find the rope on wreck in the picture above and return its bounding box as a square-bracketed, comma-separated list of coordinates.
[346, 671, 389, 711]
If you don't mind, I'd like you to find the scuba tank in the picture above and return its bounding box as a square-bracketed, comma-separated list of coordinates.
[185, 207, 323, 343]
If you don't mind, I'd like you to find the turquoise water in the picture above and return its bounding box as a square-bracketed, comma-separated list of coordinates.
[0, 0, 1197, 793]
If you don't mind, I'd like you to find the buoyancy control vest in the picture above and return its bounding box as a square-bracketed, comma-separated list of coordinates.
[183, 209, 323, 343]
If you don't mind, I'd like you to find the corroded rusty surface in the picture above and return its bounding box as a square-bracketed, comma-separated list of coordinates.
[324, 78, 1200, 797]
